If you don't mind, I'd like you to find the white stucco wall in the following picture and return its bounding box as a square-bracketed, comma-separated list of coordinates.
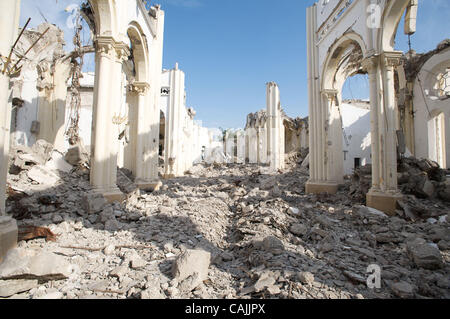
[341, 102, 372, 175]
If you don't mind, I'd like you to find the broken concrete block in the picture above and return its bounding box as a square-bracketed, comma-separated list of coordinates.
[129, 255, 147, 269]
[254, 271, 277, 292]
[0, 217, 18, 263]
[65, 144, 89, 166]
[31, 140, 54, 164]
[172, 249, 211, 290]
[406, 238, 444, 270]
[0, 279, 39, 297]
[27, 165, 60, 185]
[117, 169, 137, 194]
[0, 248, 73, 281]
[82, 193, 107, 214]
[45, 151, 73, 173]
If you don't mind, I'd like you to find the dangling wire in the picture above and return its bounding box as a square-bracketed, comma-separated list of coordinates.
[65, 12, 84, 145]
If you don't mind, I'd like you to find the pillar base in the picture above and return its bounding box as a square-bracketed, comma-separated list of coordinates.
[305, 181, 339, 194]
[94, 187, 125, 203]
[366, 190, 402, 216]
[136, 179, 163, 192]
[163, 174, 175, 180]
[0, 216, 18, 263]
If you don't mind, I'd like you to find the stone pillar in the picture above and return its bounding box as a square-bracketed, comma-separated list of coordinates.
[128, 82, 159, 190]
[366, 52, 403, 215]
[146, 8, 165, 186]
[90, 38, 127, 202]
[257, 124, 268, 164]
[0, 0, 21, 261]
[305, 5, 339, 194]
[164, 65, 185, 178]
[324, 89, 343, 184]
[247, 128, 258, 164]
[266, 82, 283, 171]
[362, 56, 381, 192]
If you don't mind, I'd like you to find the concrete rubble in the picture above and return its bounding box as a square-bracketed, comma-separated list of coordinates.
[0, 143, 447, 299]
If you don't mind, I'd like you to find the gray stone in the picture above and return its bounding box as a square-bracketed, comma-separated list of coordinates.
[65, 145, 89, 166]
[254, 271, 277, 292]
[172, 249, 211, 290]
[391, 281, 415, 299]
[289, 223, 308, 237]
[262, 236, 284, 255]
[82, 193, 107, 214]
[0, 279, 38, 297]
[406, 238, 444, 269]
[297, 272, 315, 285]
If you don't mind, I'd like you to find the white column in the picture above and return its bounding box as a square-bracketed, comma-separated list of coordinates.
[366, 52, 403, 215]
[0, 0, 21, 260]
[362, 56, 381, 191]
[247, 128, 258, 164]
[90, 38, 126, 202]
[267, 82, 282, 171]
[382, 52, 402, 191]
[324, 89, 343, 184]
[164, 66, 185, 178]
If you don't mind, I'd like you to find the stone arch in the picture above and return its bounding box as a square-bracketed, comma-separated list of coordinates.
[322, 32, 367, 91]
[379, 0, 411, 52]
[87, 0, 117, 37]
[127, 22, 149, 82]
[413, 47, 450, 169]
[320, 32, 367, 184]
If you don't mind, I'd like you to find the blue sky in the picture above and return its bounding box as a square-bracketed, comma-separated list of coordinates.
[20, 0, 450, 129]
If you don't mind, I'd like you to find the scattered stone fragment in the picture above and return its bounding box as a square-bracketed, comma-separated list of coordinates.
[297, 272, 314, 285]
[172, 249, 211, 291]
[0, 248, 73, 281]
[0, 279, 39, 297]
[406, 238, 444, 270]
[391, 281, 415, 299]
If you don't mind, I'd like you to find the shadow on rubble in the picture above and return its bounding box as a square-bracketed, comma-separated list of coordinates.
[8, 151, 448, 299]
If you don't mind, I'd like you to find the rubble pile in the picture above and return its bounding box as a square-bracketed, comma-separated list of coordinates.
[349, 157, 450, 218]
[0, 146, 449, 299]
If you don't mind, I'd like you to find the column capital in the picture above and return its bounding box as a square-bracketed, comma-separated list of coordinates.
[382, 51, 403, 68]
[95, 37, 131, 62]
[322, 89, 338, 100]
[128, 81, 150, 96]
[95, 36, 116, 59]
[361, 55, 379, 73]
[114, 42, 131, 63]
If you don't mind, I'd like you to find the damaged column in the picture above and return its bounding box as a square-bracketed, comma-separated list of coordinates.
[128, 82, 161, 191]
[164, 63, 185, 178]
[366, 52, 403, 215]
[266, 82, 284, 171]
[90, 38, 127, 202]
[305, 4, 338, 194]
[0, 0, 21, 261]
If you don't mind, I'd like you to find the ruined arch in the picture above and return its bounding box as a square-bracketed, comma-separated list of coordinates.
[127, 22, 149, 82]
[379, 0, 411, 52]
[86, 0, 116, 37]
[322, 32, 367, 92]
